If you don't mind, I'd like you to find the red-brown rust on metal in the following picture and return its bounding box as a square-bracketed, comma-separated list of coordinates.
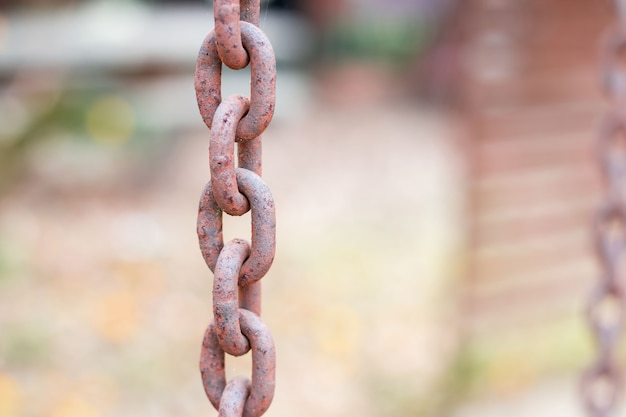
[215, 0, 250, 70]
[214, 239, 254, 356]
[200, 322, 226, 409]
[238, 137, 262, 176]
[197, 1, 276, 414]
[235, 22, 276, 141]
[197, 170, 275, 284]
[234, 168, 276, 286]
[194, 23, 276, 141]
[239, 281, 262, 317]
[211, 95, 252, 216]
[240, 0, 260, 26]
[219, 376, 251, 417]
[239, 309, 275, 417]
[195, 31, 222, 130]
[198, 181, 223, 272]
[200, 311, 275, 417]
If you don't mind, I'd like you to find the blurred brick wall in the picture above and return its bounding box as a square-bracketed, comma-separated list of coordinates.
[461, 0, 610, 331]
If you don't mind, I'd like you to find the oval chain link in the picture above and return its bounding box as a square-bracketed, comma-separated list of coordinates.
[195, 1, 277, 416]
[583, 2, 626, 415]
[195, 22, 276, 140]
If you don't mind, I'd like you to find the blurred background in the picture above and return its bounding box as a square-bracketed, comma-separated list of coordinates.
[0, 0, 616, 416]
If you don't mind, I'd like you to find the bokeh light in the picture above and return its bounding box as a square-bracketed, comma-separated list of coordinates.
[85, 95, 135, 146]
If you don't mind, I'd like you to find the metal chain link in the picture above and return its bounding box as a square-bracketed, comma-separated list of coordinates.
[582, 2, 626, 415]
[195, 1, 277, 415]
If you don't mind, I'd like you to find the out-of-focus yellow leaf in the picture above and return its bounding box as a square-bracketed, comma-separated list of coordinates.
[113, 261, 166, 300]
[85, 95, 135, 146]
[49, 394, 100, 417]
[76, 373, 119, 412]
[0, 374, 21, 417]
[487, 351, 537, 397]
[312, 304, 361, 358]
[91, 290, 139, 343]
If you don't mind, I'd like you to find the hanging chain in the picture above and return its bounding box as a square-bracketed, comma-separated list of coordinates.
[195, 1, 277, 415]
[582, 2, 626, 416]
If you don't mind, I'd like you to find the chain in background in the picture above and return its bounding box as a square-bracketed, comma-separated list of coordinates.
[195, 1, 277, 415]
[582, 1, 626, 415]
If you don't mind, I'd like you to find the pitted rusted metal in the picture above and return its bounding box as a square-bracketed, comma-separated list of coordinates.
[195, 22, 276, 140]
[240, 0, 260, 26]
[238, 137, 262, 176]
[197, 181, 223, 273]
[197, 169, 275, 285]
[196, 180, 266, 328]
[200, 310, 276, 417]
[211, 95, 252, 216]
[583, 2, 626, 415]
[219, 376, 251, 417]
[213, 238, 256, 356]
[239, 309, 275, 417]
[195, 31, 222, 131]
[215, 0, 250, 70]
[197, 0, 276, 413]
[200, 321, 226, 409]
[214, 0, 262, 70]
[233, 168, 276, 286]
[239, 281, 262, 317]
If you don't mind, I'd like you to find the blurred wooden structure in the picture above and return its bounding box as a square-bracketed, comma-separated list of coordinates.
[460, 0, 611, 330]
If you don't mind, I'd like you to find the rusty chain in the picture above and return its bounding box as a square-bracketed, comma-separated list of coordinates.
[195, 1, 276, 415]
[582, 2, 626, 415]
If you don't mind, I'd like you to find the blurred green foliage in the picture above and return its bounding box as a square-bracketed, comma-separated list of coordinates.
[0, 81, 169, 194]
[1, 323, 51, 366]
[324, 17, 430, 65]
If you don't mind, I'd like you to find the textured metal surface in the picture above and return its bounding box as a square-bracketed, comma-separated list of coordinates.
[219, 377, 251, 417]
[195, 22, 276, 140]
[215, 0, 250, 70]
[213, 239, 253, 356]
[239, 0, 260, 26]
[582, 3, 626, 416]
[197, 170, 276, 286]
[211, 95, 252, 216]
[199, 311, 276, 417]
[195, 1, 277, 415]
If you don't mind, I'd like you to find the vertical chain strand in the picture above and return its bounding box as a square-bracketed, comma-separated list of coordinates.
[582, 2, 626, 416]
[195, 1, 277, 415]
